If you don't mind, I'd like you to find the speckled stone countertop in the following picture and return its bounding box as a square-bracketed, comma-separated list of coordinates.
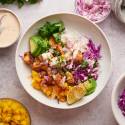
[0, 0, 124, 124]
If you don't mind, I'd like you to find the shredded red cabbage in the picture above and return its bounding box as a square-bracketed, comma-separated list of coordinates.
[73, 40, 101, 83]
[84, 39, 101, 60]
[74, 65, 98, 82]
[118, 89, 125, 116]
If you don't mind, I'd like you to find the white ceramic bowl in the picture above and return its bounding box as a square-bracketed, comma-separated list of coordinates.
[0, 8, 21, 48]
[15, 13, 111, 109]
[112, 74, 125, 125]
[75, 0, 111, 24]
[111, 0, 125, 24]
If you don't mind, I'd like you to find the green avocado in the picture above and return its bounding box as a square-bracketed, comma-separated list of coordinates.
[29, 36, 42, 57]
[84, 78, 97, 96]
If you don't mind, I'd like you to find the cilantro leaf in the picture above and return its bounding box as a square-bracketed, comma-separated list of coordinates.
[53, 33, 61, 43]
[81, 60, 88, 68]
[38, 21, 65, 39]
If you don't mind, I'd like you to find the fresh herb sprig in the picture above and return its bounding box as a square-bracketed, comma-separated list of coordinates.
[0, 0, 39, 8]
[38, 21, 65, 40]
[29, 21, 65, 57]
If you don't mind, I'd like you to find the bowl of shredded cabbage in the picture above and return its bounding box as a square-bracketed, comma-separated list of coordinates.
[112, 74, 125, 125]
[75, 0, 111, 23]
[16, 13, 111, 109]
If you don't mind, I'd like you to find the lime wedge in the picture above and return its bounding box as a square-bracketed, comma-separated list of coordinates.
[67, 84, 86, 105]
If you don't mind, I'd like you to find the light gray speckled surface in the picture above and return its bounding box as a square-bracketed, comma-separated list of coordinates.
[0, 0, 124, 124]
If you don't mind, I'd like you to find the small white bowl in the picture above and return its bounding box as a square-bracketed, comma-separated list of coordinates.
[112, 74, 125, 125]
[0, 8, 21, 48]
[75, 0, 111, 24]
[15, 12, 112, 109]
[111, 0, 125, 24]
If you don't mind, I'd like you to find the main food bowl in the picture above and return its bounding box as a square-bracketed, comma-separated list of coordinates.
[15, 13, 111, 109]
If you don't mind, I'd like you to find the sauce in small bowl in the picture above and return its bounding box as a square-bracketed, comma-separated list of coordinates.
[0, 8, 21, 48]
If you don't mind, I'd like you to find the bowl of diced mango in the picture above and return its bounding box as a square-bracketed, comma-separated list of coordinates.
[0, 98, 31, 125]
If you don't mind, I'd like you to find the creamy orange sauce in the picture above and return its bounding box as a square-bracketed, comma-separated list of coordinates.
[0, 11, 20, 47]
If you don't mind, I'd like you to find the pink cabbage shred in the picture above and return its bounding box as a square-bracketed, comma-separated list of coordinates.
[84, 39, 101, 60]
[75, 0, 111, 22]
[118, 89, 125, 116]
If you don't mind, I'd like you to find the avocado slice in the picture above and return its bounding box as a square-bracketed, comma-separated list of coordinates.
[84, 78, 97, 96]
[29, 36, 43, 57]
[30, 39, 41, 57]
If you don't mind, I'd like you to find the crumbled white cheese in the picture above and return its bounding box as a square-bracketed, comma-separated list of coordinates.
[50, 57, 58, 66]
[42, 52, 53, 60]
[61, 31, 79, 45]
[49, 48, 54, 53]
